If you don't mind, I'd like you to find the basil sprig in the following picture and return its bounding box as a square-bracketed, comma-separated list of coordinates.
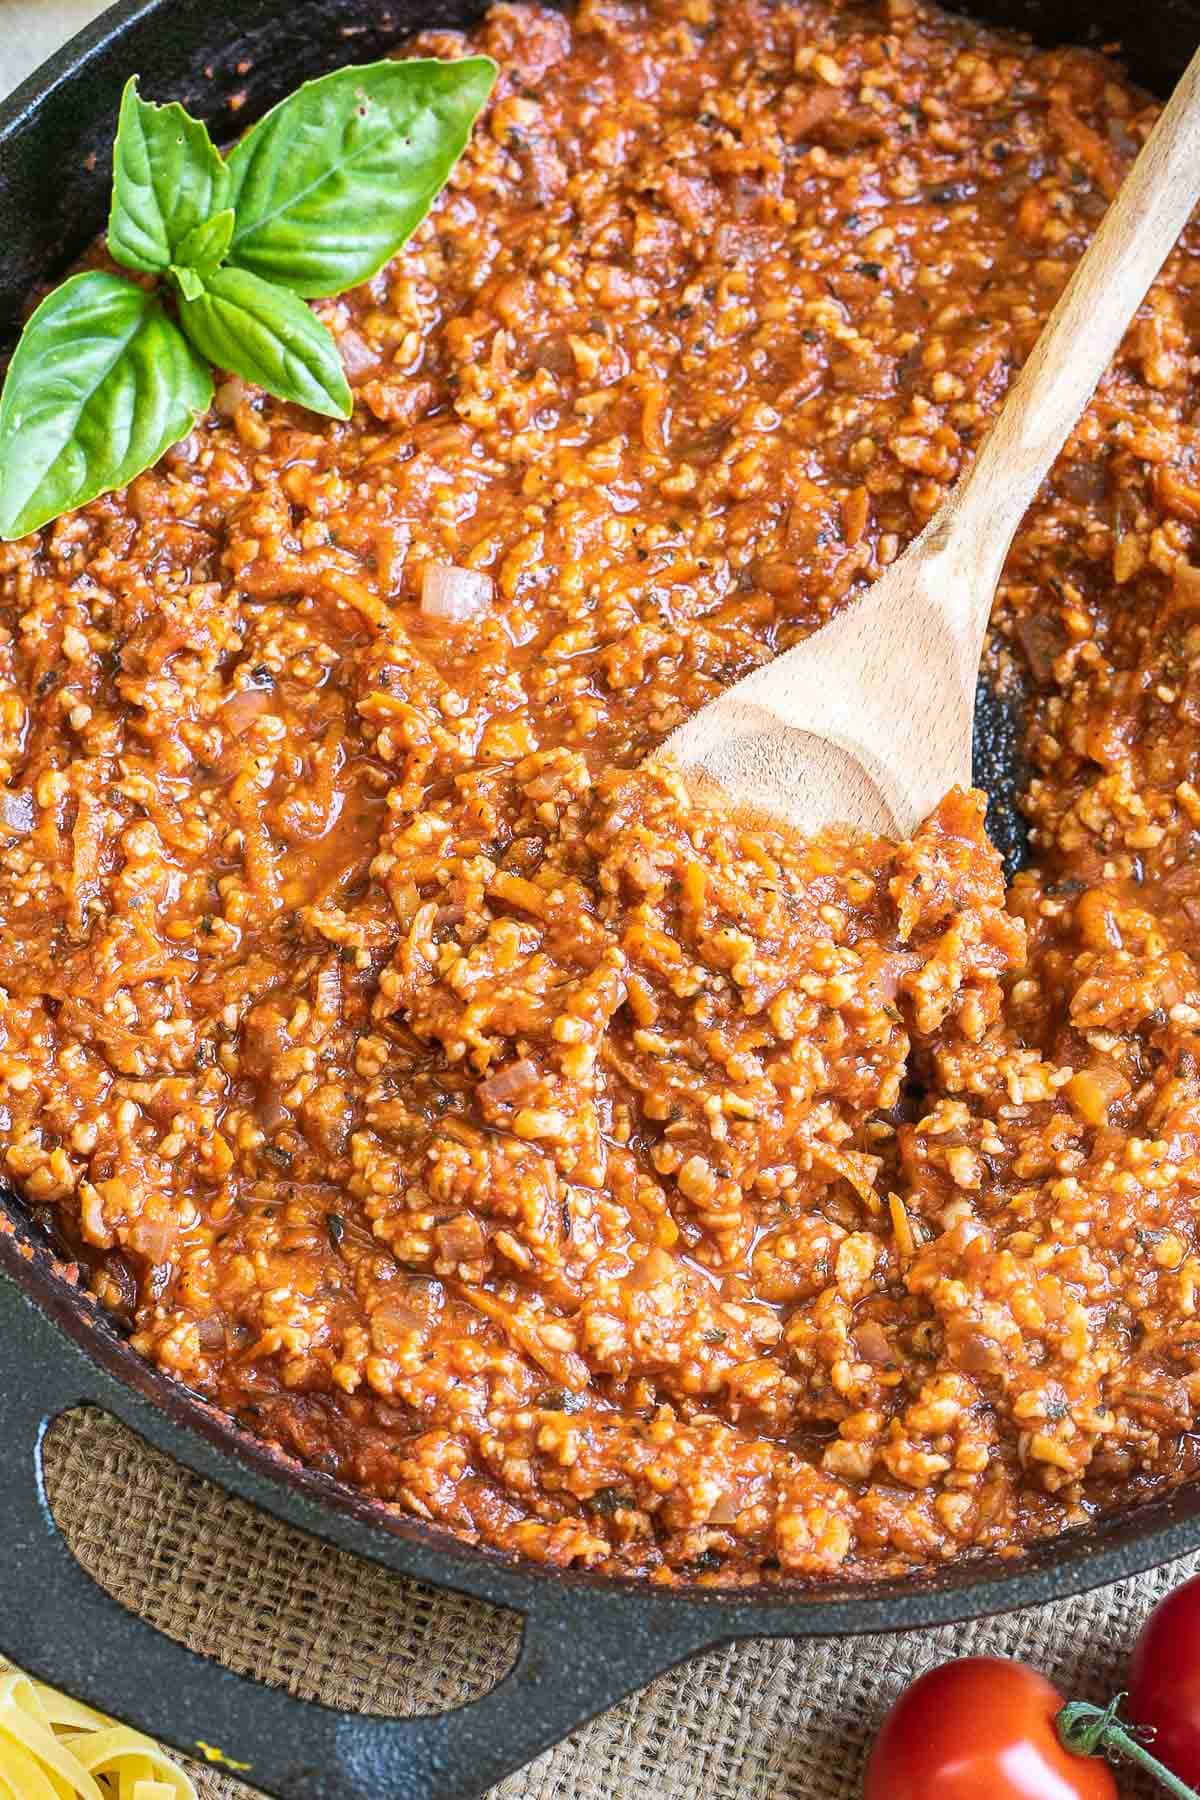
[0, 56, 496, 541]
[108, 81, 232, 277]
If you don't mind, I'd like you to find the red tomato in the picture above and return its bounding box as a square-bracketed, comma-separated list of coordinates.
[1129, 1571, 1200, 1786]
[863, 1657, 1118, 1800]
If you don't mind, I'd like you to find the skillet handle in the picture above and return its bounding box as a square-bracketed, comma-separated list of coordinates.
[0, 1261, 724, 1799]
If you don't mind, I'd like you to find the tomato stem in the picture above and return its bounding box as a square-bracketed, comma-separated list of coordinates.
[1058, 1697, 1200, 1798]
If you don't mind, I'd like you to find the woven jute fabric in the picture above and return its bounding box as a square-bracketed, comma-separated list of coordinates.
[30, 1406, 1186, 1798]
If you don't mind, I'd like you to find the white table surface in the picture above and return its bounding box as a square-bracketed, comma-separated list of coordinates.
[0, 0, 111, 98]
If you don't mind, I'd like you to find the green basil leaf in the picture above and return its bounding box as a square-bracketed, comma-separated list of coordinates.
[175, 207, 236, 273]
[0, 272, 212, 541]
[177, 266, 352, 419]
[108, 75, 231, 274]
[224, 56, 496, 298]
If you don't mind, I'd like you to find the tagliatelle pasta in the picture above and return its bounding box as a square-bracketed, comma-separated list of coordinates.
[0, 1666, 195, 1799]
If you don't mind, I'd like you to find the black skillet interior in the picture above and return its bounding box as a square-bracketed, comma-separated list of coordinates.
[1, 0, 1200, 1795]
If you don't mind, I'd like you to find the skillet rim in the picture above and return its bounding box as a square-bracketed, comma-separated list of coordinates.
[0, 0, 1198, 1697]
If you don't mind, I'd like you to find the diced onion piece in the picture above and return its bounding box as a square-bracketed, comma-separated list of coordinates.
[478, 1057, 541, 1109]
[1066, 1062, 1130, 1127]
[372, 1296, 426, 1341]
[221, 687, 273, 736]
[708, 1487, 740, 1525]
[0, 788, 33, 835]
[195, 1311, 227, 1350]
[254, 1092, 290, 1133]
[127, 1212, 175, 1263]
[337, 326, 379, 378]
[436, 1212, 486, 1261]
[215, 376, 247, 417]
[1013, 611, 1067, 684]
[853, 1320, 894, 1366]
[420, 562, 493, 622]
[872, 950, 922, 1001]
[371, 1279, 444, 1346]
[627, 1247, 677, 1291]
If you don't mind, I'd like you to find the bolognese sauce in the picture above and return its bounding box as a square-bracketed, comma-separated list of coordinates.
[2, 0, 1199, 1581]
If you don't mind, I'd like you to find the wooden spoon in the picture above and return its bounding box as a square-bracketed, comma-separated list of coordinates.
[663, 46, 1200, 840]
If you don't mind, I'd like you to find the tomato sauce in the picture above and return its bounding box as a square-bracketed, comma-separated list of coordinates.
[2, 0, 1199, 1582]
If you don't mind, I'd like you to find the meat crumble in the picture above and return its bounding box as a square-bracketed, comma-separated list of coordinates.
[3, 0, 1200, 1582]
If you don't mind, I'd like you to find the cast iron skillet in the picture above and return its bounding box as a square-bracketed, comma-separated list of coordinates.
[2, 2, 1200, 1795]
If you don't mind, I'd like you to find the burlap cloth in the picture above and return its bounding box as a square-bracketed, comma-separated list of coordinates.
[27, 1406, 1189, 1798]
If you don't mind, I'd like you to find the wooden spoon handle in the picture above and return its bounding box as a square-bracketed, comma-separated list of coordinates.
[664, 45, 1200, 845]
[941, 43, 1200, 591]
